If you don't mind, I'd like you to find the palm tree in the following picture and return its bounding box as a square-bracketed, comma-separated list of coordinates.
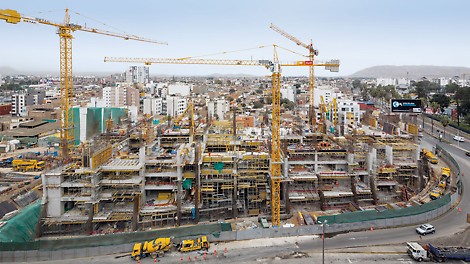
[440, 116, 450, 141]
[429, 102, 439, 135]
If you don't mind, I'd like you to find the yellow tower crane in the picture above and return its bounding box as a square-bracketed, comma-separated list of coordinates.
[104, 51, 338, 227]
[269, 23, 339, 128]
[173, 102, 195, 142]
[0, 9, 166, 160]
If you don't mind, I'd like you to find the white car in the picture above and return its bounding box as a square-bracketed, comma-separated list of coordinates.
[453, 135, 465, 142]
[416, 224, 435, 235]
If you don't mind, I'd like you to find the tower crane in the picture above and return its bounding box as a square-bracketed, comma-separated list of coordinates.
[0, 9, 166, 160]
[269, 23, 339, 128]
[104, 51, 338, 227]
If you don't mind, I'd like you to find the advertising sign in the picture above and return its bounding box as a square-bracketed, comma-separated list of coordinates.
[390, 99, 422, 113]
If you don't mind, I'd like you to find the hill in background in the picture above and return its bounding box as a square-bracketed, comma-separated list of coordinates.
[350, 65, 470, 79]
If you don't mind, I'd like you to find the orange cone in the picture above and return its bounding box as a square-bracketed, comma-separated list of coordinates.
[154, 259, 157, 263]
[214, 249, 217, 256]
[194, 255, 198, 260]
[370, 226, 374, 231]
[458, 207, 462, 213]
[188, 256, 191, 261]
[203, 252, 207, 260]
[224, 247, 228, 253]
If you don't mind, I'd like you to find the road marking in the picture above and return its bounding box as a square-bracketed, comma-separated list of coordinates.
[347, 258, 352, 263]
[348, 237, 368, 240]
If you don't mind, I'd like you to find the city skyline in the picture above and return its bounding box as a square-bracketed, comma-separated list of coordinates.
[1, 0, 470, 77]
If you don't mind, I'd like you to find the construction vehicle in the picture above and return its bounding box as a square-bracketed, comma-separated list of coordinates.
[429, 187, 444, 200]
[441, 167, 451, 183]
[422, 148, 438, 164]
[131, 237, 172, 261]
[12, 159, 45, 172]
[407, 242, 470, 262]
[0, 9, 165, 160]
[178, 236, 210, 252]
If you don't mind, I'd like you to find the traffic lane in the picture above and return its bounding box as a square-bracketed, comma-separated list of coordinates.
[420, 135, 470, 236]
[298, 226, 424, 251]
[420, 116, 470, 149]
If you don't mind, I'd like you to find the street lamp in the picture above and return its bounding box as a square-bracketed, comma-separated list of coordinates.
[319, 220, 328, 264]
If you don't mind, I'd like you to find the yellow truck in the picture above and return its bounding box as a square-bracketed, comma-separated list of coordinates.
[178, 236, 210, 253]
[12, 159, 45, 172]
[430, 187, 444, 200]
[422, 148, 438, 164]
[131, 237, 172, 261]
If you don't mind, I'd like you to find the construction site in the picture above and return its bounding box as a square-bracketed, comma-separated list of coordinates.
[37, 109, 426, 237]
[0, 9, 437, 239]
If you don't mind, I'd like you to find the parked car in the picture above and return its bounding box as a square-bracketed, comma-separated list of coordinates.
[416, 224, 435, 235]
[453, 135, 465, 142]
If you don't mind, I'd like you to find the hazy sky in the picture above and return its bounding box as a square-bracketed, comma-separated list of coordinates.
[1, 0, 470, 77]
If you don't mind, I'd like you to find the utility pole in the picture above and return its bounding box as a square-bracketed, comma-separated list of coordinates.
[322, 220, 328, 264]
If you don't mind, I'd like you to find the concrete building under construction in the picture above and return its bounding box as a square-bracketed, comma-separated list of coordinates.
[39, 116, 421, 236]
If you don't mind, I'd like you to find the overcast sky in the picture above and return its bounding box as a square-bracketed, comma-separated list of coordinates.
[1, 0, 470, 77]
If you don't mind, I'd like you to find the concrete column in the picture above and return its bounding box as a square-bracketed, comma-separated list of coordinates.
[194, 144, 200, 223]
[284, 157, 290, 215]
[176, 147, 182, 226]
[385, 145, 393, 165]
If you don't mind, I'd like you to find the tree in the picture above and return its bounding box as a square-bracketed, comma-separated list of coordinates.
[229, 88, 235, 94]
[413, 80, 439, 99]
[429, 102, 439, 135]
[431, 94, 450, 111]
[253, 101, 264, 109]
[445, 82, 459, 93]
[455, 87, 470, 122]
[440, 116, 450, 140]
[352, 80, 362, 89]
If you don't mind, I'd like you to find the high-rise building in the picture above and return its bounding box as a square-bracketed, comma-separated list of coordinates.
[102, 85, 139, 107]
[166, 95, 187, 117]
[143, 97, 163, 116]
[125, 66, 149, 84]
[10, 88, 46, 116]
[207, 98, 229, 120]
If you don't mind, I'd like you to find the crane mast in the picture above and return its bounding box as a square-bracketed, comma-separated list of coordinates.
[269, 23, 338, 129]
[0, 8, 166, 160]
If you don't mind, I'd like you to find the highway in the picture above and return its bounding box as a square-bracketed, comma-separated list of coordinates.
[420, 115, 470, 149]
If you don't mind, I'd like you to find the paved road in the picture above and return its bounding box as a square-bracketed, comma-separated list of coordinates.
[420, 115, 470, 150]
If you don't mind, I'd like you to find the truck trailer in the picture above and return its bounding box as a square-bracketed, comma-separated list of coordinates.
[407, 242, 470, 262]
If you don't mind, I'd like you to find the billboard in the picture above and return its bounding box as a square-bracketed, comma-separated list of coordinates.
[390, 99, 422, 113]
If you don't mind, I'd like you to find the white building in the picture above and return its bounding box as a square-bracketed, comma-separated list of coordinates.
[168, 83, 191, 97]
[376, 78, 396, 86]
[314, 86, 343, 108]
[11, 94, 26, 116]
[143, 97, 163, 116]
[166, 95, 188, 118]
[125, 66, 149, 84]
[281, 85, 296, 103]
[337, 99, 360, 127]
[102, 85, 140, 107]
[207, 99, 229, 120]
